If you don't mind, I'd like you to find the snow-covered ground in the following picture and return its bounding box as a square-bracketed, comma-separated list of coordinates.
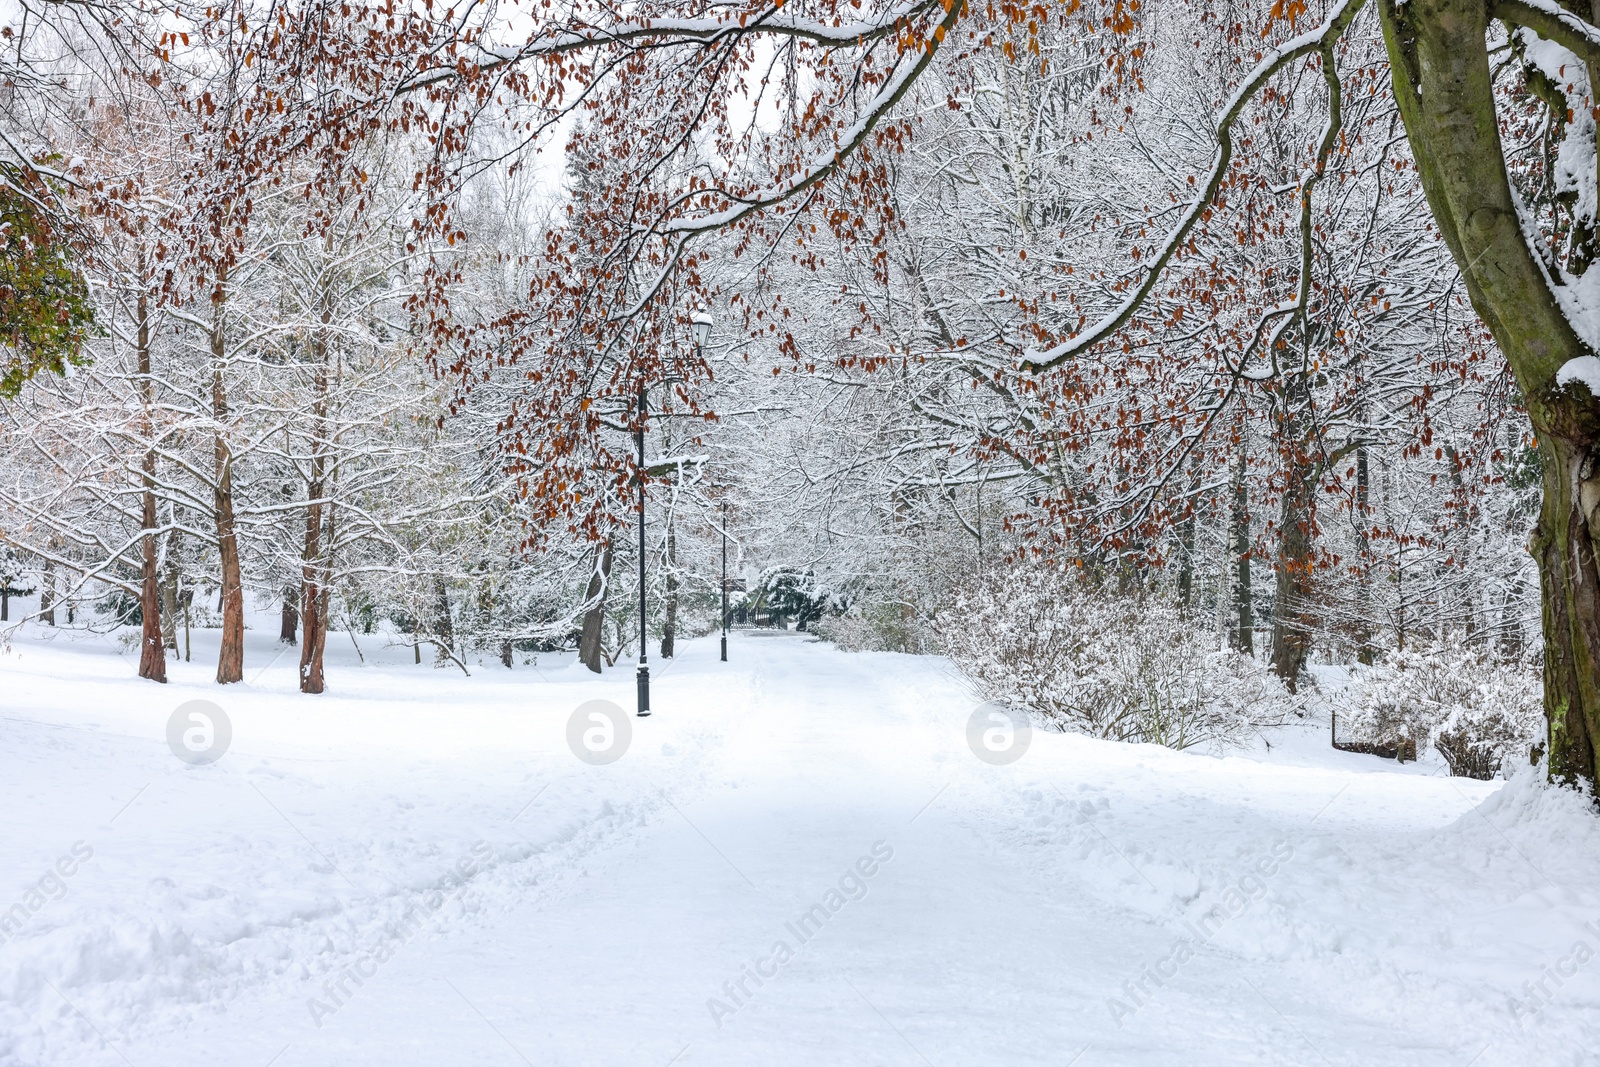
[2, 621, 1599, 1066]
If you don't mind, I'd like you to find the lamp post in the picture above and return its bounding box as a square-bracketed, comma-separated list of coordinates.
[635, 308, 713, 718]
[720, 500, 729, 662]
[635, 379, 650, 717]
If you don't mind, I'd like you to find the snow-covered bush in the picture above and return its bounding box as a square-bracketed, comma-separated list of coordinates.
[1340, 646, 1543, 779]
[813, 597, 932, 654]
[935, 565, 1291, 749]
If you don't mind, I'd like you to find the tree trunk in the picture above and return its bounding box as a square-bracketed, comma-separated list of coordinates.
[280, 587, 298, 644]
[432, 576, 454, 667]
[299, 270, 333, 694]
[298, 567, 325, 690]
[1230, 445, 1254, 655]
[1531, 430, 1600, 785]
[661, 524, 678, 659]
[1501, 574, 1526, 660]
[1379, 0, 1600, 787]
[1268, 500, 1315, 691]
[1176, 507, 1196, 610]
[138, 484, 165, 682]
[1355, 446, 1377, 664]
[210, 280, 245, 684]
[1444, 443, 1478, 639]
[160, 540, 179, 651]
[136, 290, 165, 683]
[38, 558, 53, 626]
[315, 505, 334, 672]
[1269, 397, 1317, 692]
[579, 542, 613, 673]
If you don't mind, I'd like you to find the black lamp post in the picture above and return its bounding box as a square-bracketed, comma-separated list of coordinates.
[635, 309, 713, 717]
[720, 500, 729, 662]
[635, 379, 650, 717]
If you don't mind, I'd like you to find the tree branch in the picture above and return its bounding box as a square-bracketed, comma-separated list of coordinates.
[1019, 0, 1370, 373]
[1493, 0, 1600, 67]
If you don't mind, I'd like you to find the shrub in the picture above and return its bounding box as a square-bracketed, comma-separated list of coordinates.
[1341, 645, 1542, 779]
[812, 597, 930, 654]
[934, 564, 1292, 750]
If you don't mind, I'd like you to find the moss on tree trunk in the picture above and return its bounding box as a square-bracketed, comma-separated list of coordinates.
[1379, 0, 1600, 788]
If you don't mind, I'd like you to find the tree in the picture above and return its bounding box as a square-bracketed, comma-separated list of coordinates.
[1366, 0, 1600, 787]
[0, 546, 32, 621]
[0, 175, 94, 398]
[351, 0, 1593, 785]
[0, 0, 1574, 786]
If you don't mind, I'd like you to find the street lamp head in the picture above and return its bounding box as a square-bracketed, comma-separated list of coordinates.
[690, 308, 713, 349]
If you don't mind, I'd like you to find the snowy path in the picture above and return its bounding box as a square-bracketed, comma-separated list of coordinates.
[4, 627, 1600, 1065]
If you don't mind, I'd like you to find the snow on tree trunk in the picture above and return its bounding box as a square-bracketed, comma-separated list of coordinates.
[579, 543, 613, 674]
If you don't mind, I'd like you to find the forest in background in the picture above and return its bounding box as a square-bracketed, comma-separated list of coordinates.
[0, 0, 1566, 780]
